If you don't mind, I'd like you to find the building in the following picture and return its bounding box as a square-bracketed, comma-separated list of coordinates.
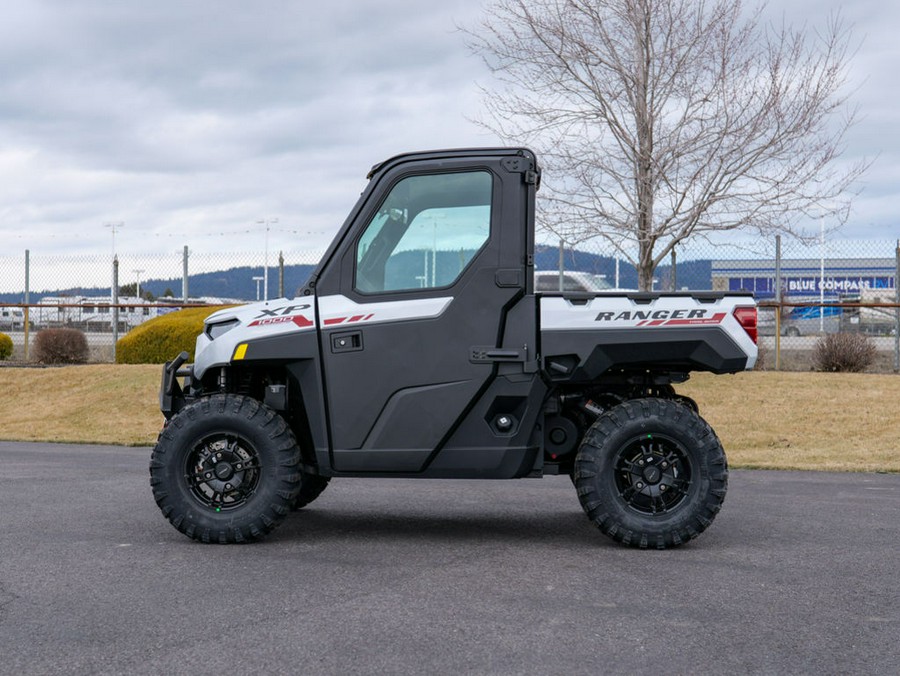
[711, 258, 896, 300]
[33, 296, 168, 331]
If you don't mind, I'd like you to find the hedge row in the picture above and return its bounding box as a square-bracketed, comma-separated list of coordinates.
[116, 306, 234, 364]
[0, 332, 12, 360]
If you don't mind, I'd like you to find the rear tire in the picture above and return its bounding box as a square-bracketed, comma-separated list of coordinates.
[150, 394, 302, 543]
[573, 398, 727, 549]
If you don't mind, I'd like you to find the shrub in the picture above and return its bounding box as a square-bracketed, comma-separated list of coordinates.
[0, 332, 12, 360]
[116, 306, 235, 364]
[33, 328, 89, 364]
[813, 332, 876, 373]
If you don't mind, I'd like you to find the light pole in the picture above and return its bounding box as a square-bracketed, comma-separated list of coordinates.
[104, 222, 124, 258]
[252, 276, 264, 301]
[104, 222, 124, 306]
[808, 202, 832, 334]
[257, 218, 278, 301]
[105, 222, 124, 344]
[429, 213, 445, 287]
[820, 211, 826, 333]
[133, 269, 145, 300]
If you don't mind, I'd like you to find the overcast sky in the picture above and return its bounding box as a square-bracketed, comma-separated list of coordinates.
[0, 0, 897, 263]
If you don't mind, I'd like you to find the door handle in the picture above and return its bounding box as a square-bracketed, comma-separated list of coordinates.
[331, 331, 363, 353]
[470, 346, 527, 363]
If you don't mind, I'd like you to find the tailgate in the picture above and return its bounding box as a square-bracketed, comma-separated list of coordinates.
[538, 292, 757, 380]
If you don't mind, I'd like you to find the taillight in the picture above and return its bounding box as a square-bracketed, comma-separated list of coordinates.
[733, 306, 758, 344]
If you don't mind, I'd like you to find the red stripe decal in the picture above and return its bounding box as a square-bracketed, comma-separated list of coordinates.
[248, 314, 313, 328]
[664, 312, 727, 326]
[323, 317, 345, 326]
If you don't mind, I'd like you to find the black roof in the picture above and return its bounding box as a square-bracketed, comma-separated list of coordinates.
[367, 147, 536, 179]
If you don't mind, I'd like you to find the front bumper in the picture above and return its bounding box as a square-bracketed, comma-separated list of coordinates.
[159, 351, 192, 419]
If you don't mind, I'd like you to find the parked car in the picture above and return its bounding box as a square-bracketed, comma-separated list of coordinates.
[0, 307, 25, 331]
[782, 305, 842, 337]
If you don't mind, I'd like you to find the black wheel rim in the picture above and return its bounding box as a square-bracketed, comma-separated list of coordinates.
[613, 433, 693, 515]
[184, 434, 261, 511]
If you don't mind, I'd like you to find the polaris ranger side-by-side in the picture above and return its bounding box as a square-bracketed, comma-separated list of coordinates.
[152, 148, 758, 548]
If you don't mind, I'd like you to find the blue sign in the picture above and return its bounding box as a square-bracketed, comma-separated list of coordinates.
[729, 276, 895, 299]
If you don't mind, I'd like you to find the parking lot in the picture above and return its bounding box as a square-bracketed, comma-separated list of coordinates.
[0, 441, 898, 675]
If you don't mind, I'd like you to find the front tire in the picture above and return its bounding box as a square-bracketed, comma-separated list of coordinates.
[150, 394, 302, 543]
[573, 398, 727, 549]
[292, 472, 330, 510]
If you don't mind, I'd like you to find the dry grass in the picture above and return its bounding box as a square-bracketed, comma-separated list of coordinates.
[681, 372, 900, 473]
[0, 364, 163, 446]
[0, 365, 897, 472]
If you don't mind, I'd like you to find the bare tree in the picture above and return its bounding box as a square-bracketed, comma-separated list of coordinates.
[467, 0, 867, 290]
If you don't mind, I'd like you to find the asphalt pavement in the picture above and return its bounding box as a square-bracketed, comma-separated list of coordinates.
[0, 441, 898, 675]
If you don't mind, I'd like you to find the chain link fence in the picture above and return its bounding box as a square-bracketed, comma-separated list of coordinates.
[535, 234, 899, 372]
[0, 248, 323, 362]
[2, 237, 898, 370]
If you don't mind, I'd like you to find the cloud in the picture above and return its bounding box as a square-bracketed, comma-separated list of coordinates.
[0, 0, 494, 256]
[0, 0, 896, 265]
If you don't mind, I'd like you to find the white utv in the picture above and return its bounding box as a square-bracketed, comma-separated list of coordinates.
[153, 148, 757, 548]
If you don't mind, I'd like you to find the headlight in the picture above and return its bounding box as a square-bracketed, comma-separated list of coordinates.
[206, 318, 239, 340]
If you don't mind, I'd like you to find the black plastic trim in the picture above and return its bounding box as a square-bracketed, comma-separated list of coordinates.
[541, 326, 750, 379]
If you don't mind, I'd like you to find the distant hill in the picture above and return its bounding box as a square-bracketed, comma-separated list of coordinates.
[534, 244, 711, 291]
[370, 246, 711, 291]
[0, 264, 317, 304]
[147, 264, 318, 301]
[0, 248, 713, 304]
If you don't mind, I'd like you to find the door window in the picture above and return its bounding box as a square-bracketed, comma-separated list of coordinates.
[355, 171, 492, 293]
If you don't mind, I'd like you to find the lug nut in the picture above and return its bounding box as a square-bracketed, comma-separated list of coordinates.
[660, 484, 667, 492]
[205, 473, 212, 479]
[636, 482, 644, 489]
[225, 483, 232, 490]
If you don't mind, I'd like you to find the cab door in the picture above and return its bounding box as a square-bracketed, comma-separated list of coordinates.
[316, 155, 534, 473]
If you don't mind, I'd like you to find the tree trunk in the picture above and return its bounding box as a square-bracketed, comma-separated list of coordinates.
[637, 254, 656, 292]
[634, 2, 655, 292]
